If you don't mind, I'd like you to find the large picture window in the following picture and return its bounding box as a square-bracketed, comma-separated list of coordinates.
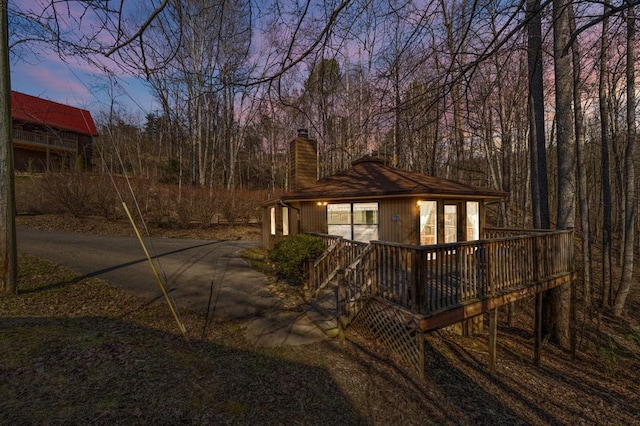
[327, 202, 378, 242]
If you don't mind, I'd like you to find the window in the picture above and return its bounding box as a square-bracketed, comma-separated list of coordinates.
[444, 204, 457, 243]
[353, 203, 379, 242]
[419, 201, 437, 245]
[327, 202, 379, 242]
[282, 206, 289, 236]
[327, 203, 351, 239]
[466, 201, 480, 241]
[270, 207, 276, 235]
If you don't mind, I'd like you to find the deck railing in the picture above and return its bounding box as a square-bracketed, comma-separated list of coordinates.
[307, 234, 368, 296]
[13, 129, 77, 151]
[483, 227, 556, 239]
[339, 229, 574, 318]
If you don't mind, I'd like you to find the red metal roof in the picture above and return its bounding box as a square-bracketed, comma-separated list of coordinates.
[11, 91, 99, 136]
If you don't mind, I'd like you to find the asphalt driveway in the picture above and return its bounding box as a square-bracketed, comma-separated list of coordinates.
[16, 229, 326, 346]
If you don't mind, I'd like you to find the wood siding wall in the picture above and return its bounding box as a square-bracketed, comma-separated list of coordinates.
[299, 202, 326, 234]
[262, 202, 303, 249]
[379, 198, 418, 244]
[264, 197, 495, 249]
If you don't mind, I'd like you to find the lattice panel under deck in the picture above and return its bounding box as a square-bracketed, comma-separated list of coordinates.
[350, 298, 423, 375]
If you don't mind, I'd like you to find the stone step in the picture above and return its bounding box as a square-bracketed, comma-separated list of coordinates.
[306, 287, 338, 337]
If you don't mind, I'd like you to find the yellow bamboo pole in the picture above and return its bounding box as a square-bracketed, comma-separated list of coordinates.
[122, 202, 188, 339]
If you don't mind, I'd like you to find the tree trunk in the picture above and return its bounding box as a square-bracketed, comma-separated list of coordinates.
[549, 0, 575, 348]
[599, 0, 613, 308]
[527, 0, 550, 230]
[613, 4, 636, 316]
[569, 4, 593, 308]
[0, 0, 16, 295]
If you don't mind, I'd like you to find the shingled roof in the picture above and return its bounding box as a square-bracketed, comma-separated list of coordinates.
[281, 157, 508, 201]
[11, 91, 99, 136]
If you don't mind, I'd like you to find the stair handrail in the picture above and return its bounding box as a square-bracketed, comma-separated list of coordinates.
[307, 236, 369, 298]
[337, 243, 374, 327]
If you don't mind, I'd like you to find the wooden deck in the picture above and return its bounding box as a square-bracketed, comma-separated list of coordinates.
[13, 128, 78, 153]
[308, 228, 575, 377]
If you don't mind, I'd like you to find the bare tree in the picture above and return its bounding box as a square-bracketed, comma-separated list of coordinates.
[549, 0, 576, 348]
[599, 0, 614, 308]
[527, 0, 550, 231]
[569, 3, 593, 309]
[613, 3, 636, 316]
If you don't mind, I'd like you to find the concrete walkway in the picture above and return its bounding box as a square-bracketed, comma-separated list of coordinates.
[17, 229, 327, 347]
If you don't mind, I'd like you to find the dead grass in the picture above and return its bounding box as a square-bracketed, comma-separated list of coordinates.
[15, 213, 261, 241]
[3, 219, 640, 424]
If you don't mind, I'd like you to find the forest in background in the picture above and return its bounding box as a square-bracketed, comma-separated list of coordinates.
[5, 1, 640, 327]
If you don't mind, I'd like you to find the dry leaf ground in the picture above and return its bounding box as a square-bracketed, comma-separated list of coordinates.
[1, 215, 639, 425]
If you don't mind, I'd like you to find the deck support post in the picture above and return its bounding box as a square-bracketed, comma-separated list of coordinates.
[488, 307, 498, 372]
[337, 269, 346, 343]
[534, 291, 543, 366]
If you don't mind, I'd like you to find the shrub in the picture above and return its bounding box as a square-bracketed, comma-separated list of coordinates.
[175, 186, 217, 227]
[91, 174, 120, 220]
[34, 172, 94, 217]
[269, 234, 325, 284]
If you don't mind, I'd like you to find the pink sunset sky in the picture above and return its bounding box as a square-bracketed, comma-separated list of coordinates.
[10, 56, 157, 120]
[9, 0, 158, 121]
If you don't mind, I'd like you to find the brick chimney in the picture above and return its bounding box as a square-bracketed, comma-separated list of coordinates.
[289, 129, 317, 191]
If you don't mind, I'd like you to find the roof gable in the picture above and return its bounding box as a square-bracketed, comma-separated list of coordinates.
[11, 91, 99, 136]
[281, 158, 507, 201]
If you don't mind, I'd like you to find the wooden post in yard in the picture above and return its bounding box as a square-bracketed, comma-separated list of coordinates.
[488, 307, 498, 372]
[534, 291, 543, 366]
[418, 329, 425, 379]
[0, 0, 17, 296]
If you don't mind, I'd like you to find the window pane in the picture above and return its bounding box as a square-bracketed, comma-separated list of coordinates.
[445, 204, 457, 243]
[328, 224, 351, 240]
[466, 201, 479, 240]
[353, 225, 378, 242]
[327, 203, 351, 224]
[270, 207, 276, 235]
[419, 201, 437, 245]
[353, 202, 379, 224]
[282, 206, 289, 236]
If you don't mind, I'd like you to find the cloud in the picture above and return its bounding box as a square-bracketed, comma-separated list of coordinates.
[12, 60, 92, 106]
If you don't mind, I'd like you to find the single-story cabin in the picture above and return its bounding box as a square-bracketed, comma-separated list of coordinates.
[11, 91, 99, 172]
[263, 130, 507, 249]
[263, 131, 575, 378]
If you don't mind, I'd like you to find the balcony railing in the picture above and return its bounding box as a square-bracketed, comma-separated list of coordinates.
[333, 229, 574, 320]
[13, 129, 77, 151]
